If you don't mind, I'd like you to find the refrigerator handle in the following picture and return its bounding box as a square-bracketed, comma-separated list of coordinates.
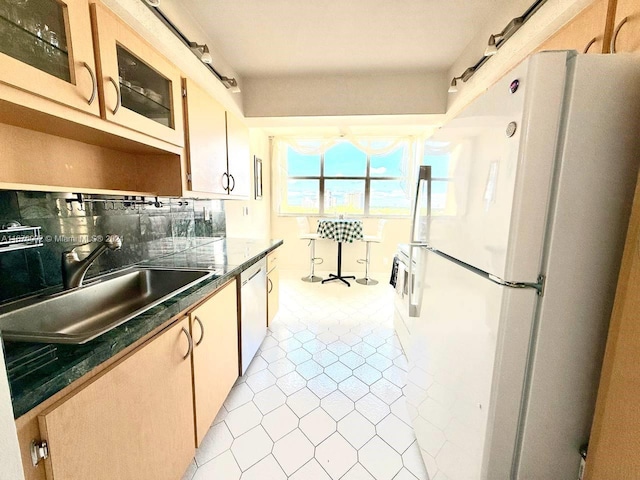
[410, 165, 432, 243]
[418, 243, 545, 296]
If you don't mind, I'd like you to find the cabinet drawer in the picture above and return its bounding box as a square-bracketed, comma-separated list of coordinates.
[267, 250, 278, 272]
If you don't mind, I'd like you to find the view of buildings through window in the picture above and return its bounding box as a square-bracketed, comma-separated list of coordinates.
[279, 139, 453, 216]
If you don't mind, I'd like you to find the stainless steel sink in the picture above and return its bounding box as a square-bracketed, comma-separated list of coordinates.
[0, 267, 214, 344]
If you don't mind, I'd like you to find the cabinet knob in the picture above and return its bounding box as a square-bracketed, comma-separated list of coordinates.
[611, 17, 629, 54]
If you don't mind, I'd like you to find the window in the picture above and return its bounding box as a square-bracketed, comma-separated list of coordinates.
[423, 140, 456, 216]
[280, 139, 412, 216]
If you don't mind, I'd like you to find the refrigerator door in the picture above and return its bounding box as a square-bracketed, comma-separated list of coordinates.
[407, 248, 539, 480]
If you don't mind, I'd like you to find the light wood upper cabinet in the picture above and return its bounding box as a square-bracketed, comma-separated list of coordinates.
[537, 0, 613, 54]
[0, 0, 100, 115]
[37, 317, 195, 480]
[190, 279, 239, 446]
[90, 2, 184, 147]
[226, 111, 251, 198]
[183, 78, 228, 195]
[610, 0, 640, 53]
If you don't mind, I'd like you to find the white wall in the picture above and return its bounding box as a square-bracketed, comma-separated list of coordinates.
[0, 341, 25, 480]
[243, 72, 449, 117]
[224, 130, 271, 238]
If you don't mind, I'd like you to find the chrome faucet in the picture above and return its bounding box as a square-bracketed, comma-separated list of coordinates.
[61, 234, 122, 289]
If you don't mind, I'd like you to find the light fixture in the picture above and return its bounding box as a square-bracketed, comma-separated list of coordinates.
[448, 77, 460, 94]
[220, 76, 241, 94]
[189, 42, 212, 64]
[144, 0, 160, 6]
[484, 34, 502, 56]
[483, 16, 525, 57]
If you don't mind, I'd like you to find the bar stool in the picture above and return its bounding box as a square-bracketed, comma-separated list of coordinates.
[356, 219, 386, 286]
[296, 217, 323, 282]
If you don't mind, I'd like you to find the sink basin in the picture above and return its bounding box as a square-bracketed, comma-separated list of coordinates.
[0, 267, 214, 344]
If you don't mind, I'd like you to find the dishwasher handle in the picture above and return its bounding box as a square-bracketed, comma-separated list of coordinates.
[242, 267, 263, 286]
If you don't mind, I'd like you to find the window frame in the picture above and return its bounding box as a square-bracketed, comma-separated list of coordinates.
[283, 146, 410, 217]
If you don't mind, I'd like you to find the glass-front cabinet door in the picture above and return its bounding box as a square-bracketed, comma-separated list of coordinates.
[0, 0, 99, 115]
[91, 2, 184, 147]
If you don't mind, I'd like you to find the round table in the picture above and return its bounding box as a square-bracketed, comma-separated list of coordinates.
[317, 219, 363, 286]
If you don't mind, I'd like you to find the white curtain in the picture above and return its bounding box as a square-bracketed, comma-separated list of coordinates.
[271, 135, 431, 214]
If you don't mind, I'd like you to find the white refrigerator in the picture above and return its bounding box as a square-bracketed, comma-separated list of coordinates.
[405, 51, 640, 480]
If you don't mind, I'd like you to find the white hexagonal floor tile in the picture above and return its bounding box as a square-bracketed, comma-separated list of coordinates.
[273, 429, 315, 475]
[287, 387, 321, 417]
[383, 365, 408, 388]
[340, 332, 362, 346]
[340, 351, 365, 369]
[253, 385, 287, 415]
[195, 421, 233, 466]
[326, 340, 351, 356]
[317, 331, 339, 345]
[402, 441, 430, 480]
[307, 373, 338, 399]
[376, 414, 416, 454]
[371, 378, 403, 404]
[246, 369, 277, 393]
[276, 371, 307, 396]
[279, 337, 303, 352]
[288, 347, 313, 365]
[377, 343, 403, 360]
[245, 356, 269, 376]
[352, 342, 377, 358]
[225, 402, 263, 437]
[300, 407, 337, 445]
[316, 432, 358, 479]
[231, 425, 273, 471]
[341, 463, 375, 480]
[338, 411, 375, 449]
[267, 357, 297, 378]
[262, 405, 299, 442]
[324, 362, 352, 383]
[359, 437, 403, 480]
[192, 451, 240, 480]
[363, 334, 386, 348]
[366, 352, 393, 371]
[353, 364, 383, 385]
[224, 383, 254, 412]
[355, 393, 391, 425]
[393, 467, 420, 480]
[390, 397, 412, 426]
[313, 349, 339, 367]
[289, 459, 332, 480]
[240, 455, 286, 480]
[338, 376, 370, 402]
[321, 390, 355, 421]
[261, 346, 287, 363]
[296, 359, 324, 380]
[303, 338, 327, 354]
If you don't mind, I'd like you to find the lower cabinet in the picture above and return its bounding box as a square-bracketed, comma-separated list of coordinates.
[190, 279, 239, 446]
[37, 317, 195, 480]
[267, 250, 280, 327]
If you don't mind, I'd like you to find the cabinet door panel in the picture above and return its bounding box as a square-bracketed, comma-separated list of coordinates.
[226, 111, 251, 198]
[0, 0, 100, 115]
[183, 79, 228, 195]
[191, 279, 239, 446]
[91, 2, 184, 147]
[38, 318, 194, 480]
[612, 0, 640, 53]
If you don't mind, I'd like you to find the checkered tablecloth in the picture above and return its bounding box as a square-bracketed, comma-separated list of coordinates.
[317, 219, 363, 243]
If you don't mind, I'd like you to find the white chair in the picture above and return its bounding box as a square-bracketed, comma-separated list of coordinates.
[356, 219, 386, 286]
[296, 217, 323, 282]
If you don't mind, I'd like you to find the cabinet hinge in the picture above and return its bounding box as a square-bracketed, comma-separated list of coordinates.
[182, 88, 187, 97]
[186, 173, 192, 182]
[30, 440, 49, 466]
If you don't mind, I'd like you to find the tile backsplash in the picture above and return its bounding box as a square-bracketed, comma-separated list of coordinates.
[0, 191, 226, 304]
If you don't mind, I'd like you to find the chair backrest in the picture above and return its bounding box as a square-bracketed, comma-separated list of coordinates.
[296, 217, 311, 236]
[374, 219, 387, 240]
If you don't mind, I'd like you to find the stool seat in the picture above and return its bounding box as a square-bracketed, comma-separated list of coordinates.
[301, 233, 321, 240]
[362, 235, 382, 243]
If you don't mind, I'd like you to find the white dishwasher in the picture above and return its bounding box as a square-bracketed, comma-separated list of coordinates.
[240, 259, 267, 375]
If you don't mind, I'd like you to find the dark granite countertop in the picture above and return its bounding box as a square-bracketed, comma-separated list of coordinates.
[3, 237, 283, 419]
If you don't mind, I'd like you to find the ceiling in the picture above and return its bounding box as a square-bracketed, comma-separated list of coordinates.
[177, 0, 514, 78]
